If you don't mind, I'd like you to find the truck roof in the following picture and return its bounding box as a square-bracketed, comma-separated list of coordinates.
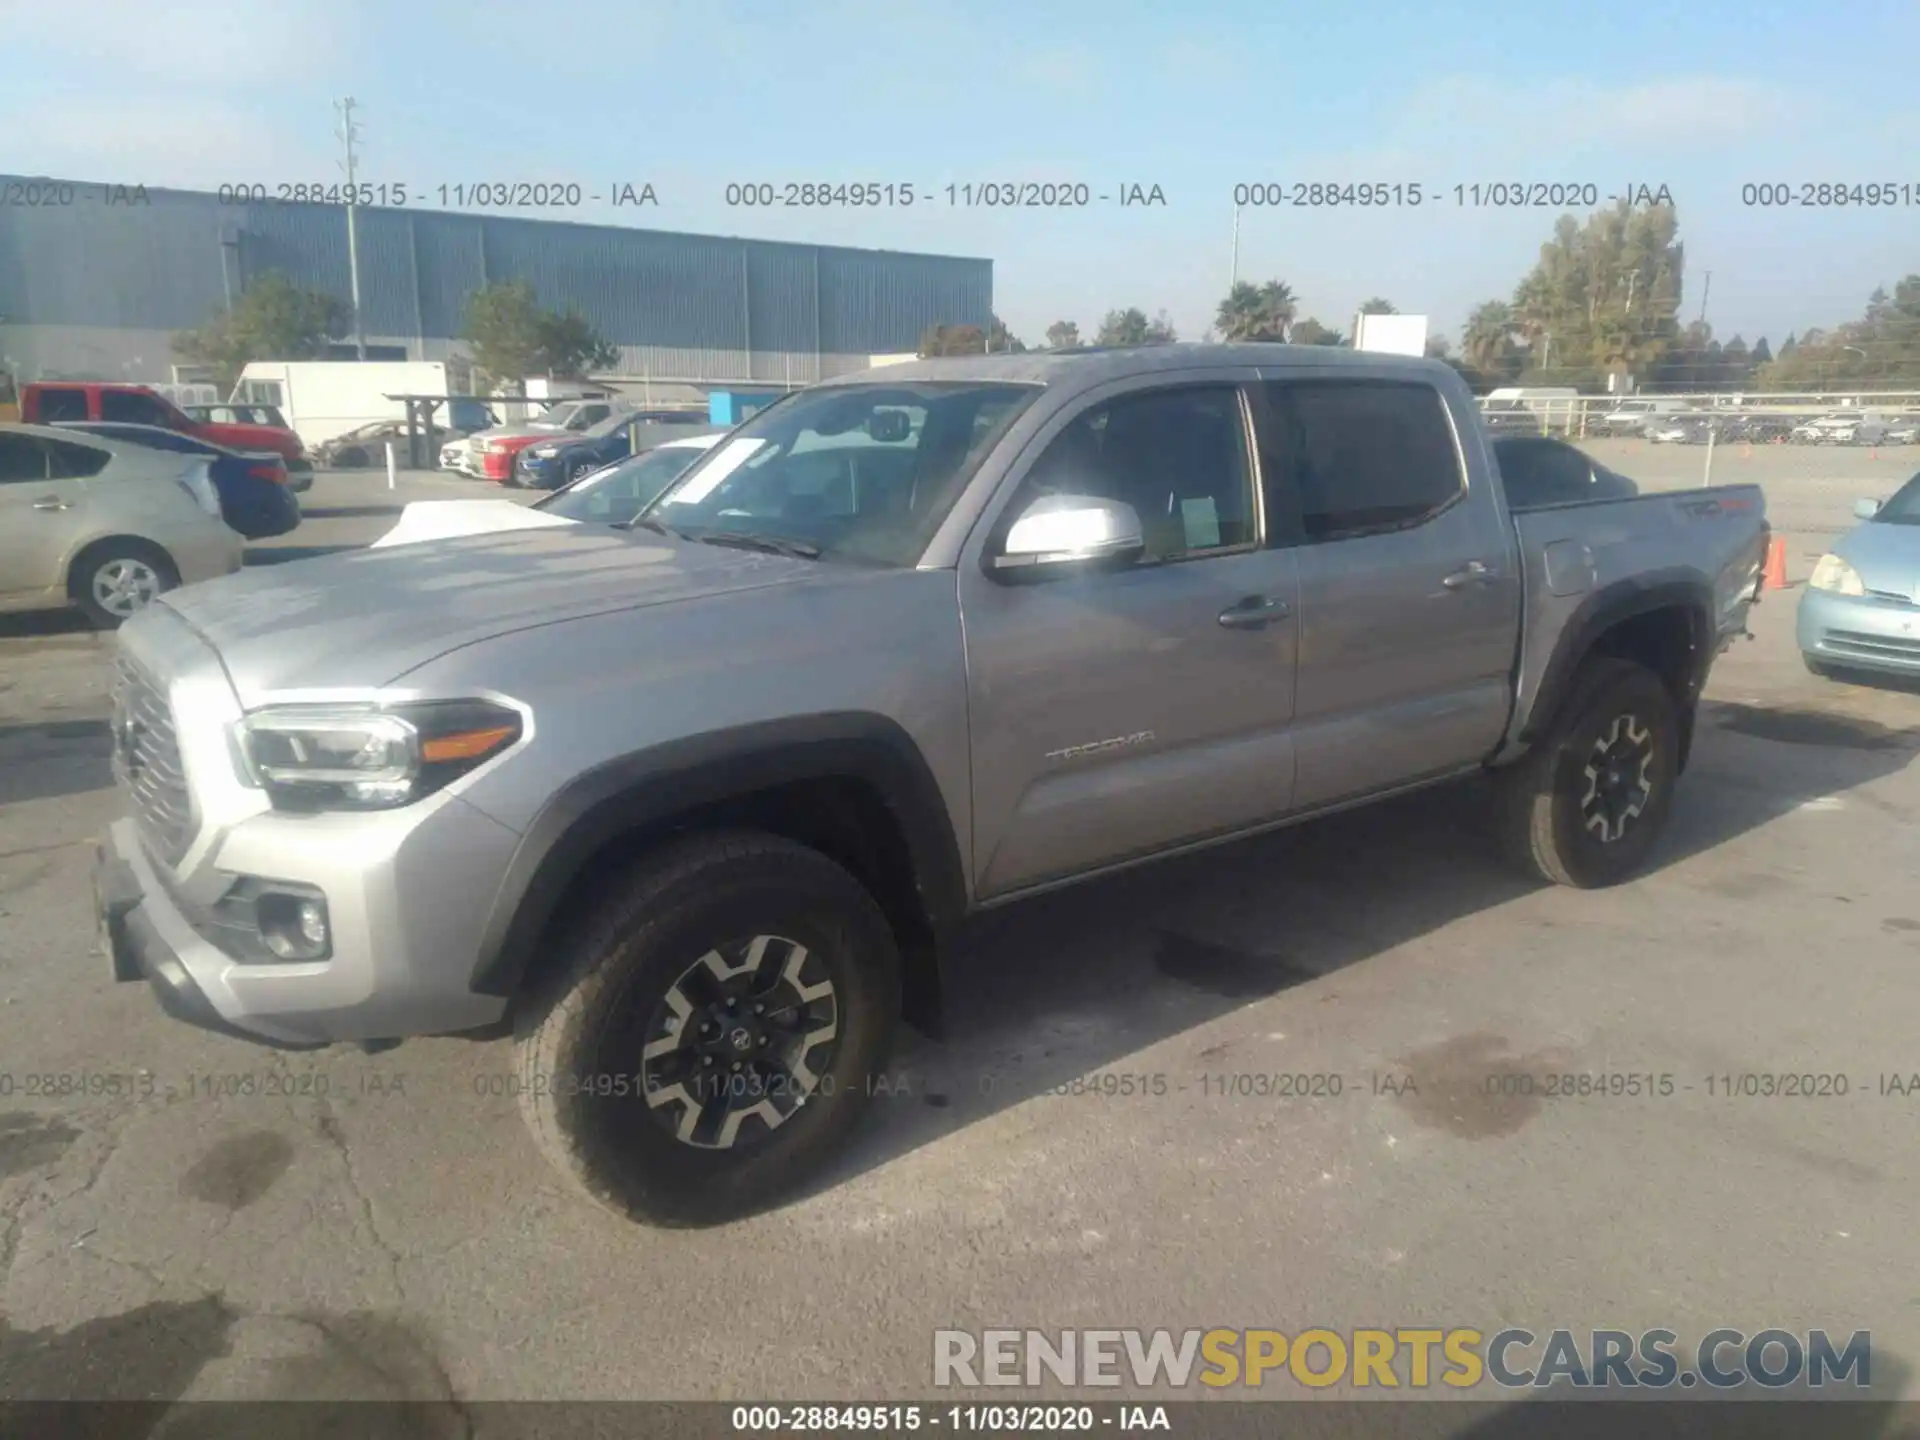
[828, 343, 1457, 390]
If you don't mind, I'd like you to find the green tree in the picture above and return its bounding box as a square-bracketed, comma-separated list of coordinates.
[918, 322, 987, 356]
[1215, 280, 1295, 341]
[1288, 317, 1345, 346]
[1753, 276, 1920, 390]
[463, 281, 619, 388]
[1749, 336, 1773, 368]
[1357, 297, 1398, 316]
[1045, 320, 1081, 350]
[1461, 300, 1522, 378]
[1095, 307, 1178, 346]
[988, 314, 1027, 353]
[1424, 334, 1452, 360]
[171, 272, 351, 390]
[466, 281, 545, 389]
[537, 310, 619, 380]
[1504, 200, 1685, 385]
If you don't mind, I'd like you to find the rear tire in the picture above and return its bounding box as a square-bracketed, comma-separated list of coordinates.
[1492, 658, 1678, 888]
[71, 543, 179, 629]
[514, 831, 902, 1228]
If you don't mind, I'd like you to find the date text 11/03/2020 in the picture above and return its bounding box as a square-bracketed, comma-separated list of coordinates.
[208, 182, 659, 208]
[1228, 181, 1675, 208]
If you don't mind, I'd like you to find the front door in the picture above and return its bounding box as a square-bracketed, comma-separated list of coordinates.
[959, 378, 1301, 899]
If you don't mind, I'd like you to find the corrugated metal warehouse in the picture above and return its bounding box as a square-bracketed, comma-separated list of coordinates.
[0, 175, 993, 389]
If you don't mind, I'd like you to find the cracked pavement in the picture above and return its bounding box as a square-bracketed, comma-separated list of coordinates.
[2, 455, 1920, 1412]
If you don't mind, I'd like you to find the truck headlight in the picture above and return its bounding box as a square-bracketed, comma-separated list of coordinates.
[1808, 553, 1866, 596]
[233, 699, 523, 810]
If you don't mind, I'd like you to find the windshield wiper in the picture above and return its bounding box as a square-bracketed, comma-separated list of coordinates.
[617, 514, 683, 536]
[696, 530, 822, 560]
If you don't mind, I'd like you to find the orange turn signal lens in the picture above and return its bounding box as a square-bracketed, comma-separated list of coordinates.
[420, 725, 517, 763]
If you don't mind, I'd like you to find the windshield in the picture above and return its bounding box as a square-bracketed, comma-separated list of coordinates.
[642, 381, 1042, 566]
[529, 401, 582, 429]
[1873, 473, 1920, 525]
[536, 444, 714, 524]
[581, 410, 638, 439]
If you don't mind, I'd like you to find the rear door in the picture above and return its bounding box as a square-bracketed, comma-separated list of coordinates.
[0, 433, 103, 600]
[1260, 377, 1520, 810]
[959, 374, 1302, 898]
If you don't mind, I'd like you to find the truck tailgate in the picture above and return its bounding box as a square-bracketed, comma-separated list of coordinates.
[1510, 485, 1769, 737]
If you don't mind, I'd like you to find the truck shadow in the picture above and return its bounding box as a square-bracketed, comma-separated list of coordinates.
[0, 718, 113, 805]
[803, 691, 1920, 1201]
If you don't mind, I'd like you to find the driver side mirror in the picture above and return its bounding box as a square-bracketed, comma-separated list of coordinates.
[993, 493, 1144, 574]
[1854, 497, 1884, 520]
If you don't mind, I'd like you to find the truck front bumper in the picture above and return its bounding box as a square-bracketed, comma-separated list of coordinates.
[94, 823, 326, 1051]
[94, 800, 519, 1050]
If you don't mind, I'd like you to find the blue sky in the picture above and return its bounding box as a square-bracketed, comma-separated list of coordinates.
[4, 0, 1916, 350]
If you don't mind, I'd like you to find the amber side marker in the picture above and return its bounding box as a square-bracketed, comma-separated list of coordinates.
[421, 726, 517, 762]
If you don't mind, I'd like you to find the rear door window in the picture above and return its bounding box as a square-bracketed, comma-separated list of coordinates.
[1260, 381, 1464, 541]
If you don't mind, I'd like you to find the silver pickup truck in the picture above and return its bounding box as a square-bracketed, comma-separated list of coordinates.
[92, 346, 1769, 1226]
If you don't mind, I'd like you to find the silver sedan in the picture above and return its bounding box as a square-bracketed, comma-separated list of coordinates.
[1799, 471, 1920, 679]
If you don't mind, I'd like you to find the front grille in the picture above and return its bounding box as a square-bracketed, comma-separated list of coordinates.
[1822, 629, 1920, 661]
[112, 658, 196, 865]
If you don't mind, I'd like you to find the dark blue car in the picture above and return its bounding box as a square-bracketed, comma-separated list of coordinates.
[57, 422, 302, 538]
[514, 410, 713, 490]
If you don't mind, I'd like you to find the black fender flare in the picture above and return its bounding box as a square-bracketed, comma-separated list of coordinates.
[469, 712, 969, 1000]
[1518, 572, 1715, 766]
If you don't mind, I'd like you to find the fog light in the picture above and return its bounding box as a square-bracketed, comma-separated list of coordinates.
[255, 891, 331, 962]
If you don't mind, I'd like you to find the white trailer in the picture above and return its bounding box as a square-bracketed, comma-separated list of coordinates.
[232, 360, 482, 448]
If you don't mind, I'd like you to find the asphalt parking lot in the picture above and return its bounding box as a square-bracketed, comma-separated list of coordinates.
[2, 445, 1920, 1417]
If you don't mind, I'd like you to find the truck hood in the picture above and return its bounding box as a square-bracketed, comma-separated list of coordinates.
[471, 422, 570, 443]
[157, 526, 820, 701]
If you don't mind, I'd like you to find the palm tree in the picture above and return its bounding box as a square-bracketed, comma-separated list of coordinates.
[1215, 280, 1296, 342]
[1462, 301, 1517, 374]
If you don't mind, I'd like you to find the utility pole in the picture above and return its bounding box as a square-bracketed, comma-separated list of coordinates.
[1698, 270, 1711, 328]
[1623, 270, 1638, 315]
[1229, 203, 1241, 291]
[335, 98, 367, 360]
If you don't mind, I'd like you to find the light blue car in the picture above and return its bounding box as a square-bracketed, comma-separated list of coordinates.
[1799, 471, 1920, 679]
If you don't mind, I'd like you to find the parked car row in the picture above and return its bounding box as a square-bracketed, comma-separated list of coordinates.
[16, 381, 316, 481]
[443, 399, 712, 482]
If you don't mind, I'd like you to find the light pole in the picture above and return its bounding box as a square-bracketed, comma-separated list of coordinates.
[1229, 202, 1241, 291]
[336, 98, 368, 361]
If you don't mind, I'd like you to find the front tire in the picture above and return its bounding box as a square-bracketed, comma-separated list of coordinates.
[1493, 658, 1678, 888]
[514, 831, 902, 1227]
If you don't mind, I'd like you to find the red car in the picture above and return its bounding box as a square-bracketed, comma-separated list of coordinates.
[19, 382, 314, 485]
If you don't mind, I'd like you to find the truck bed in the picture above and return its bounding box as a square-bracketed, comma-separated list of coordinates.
[1508, 484, 1769, 745]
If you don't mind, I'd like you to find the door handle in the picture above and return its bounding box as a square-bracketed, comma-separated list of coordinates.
[1441, 561, 1498, 589]
[1218, 595, 1292, 629]
[31, 497, 72, 512]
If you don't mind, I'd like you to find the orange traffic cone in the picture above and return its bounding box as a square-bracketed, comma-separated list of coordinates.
[1763, 536, 1789, 590]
